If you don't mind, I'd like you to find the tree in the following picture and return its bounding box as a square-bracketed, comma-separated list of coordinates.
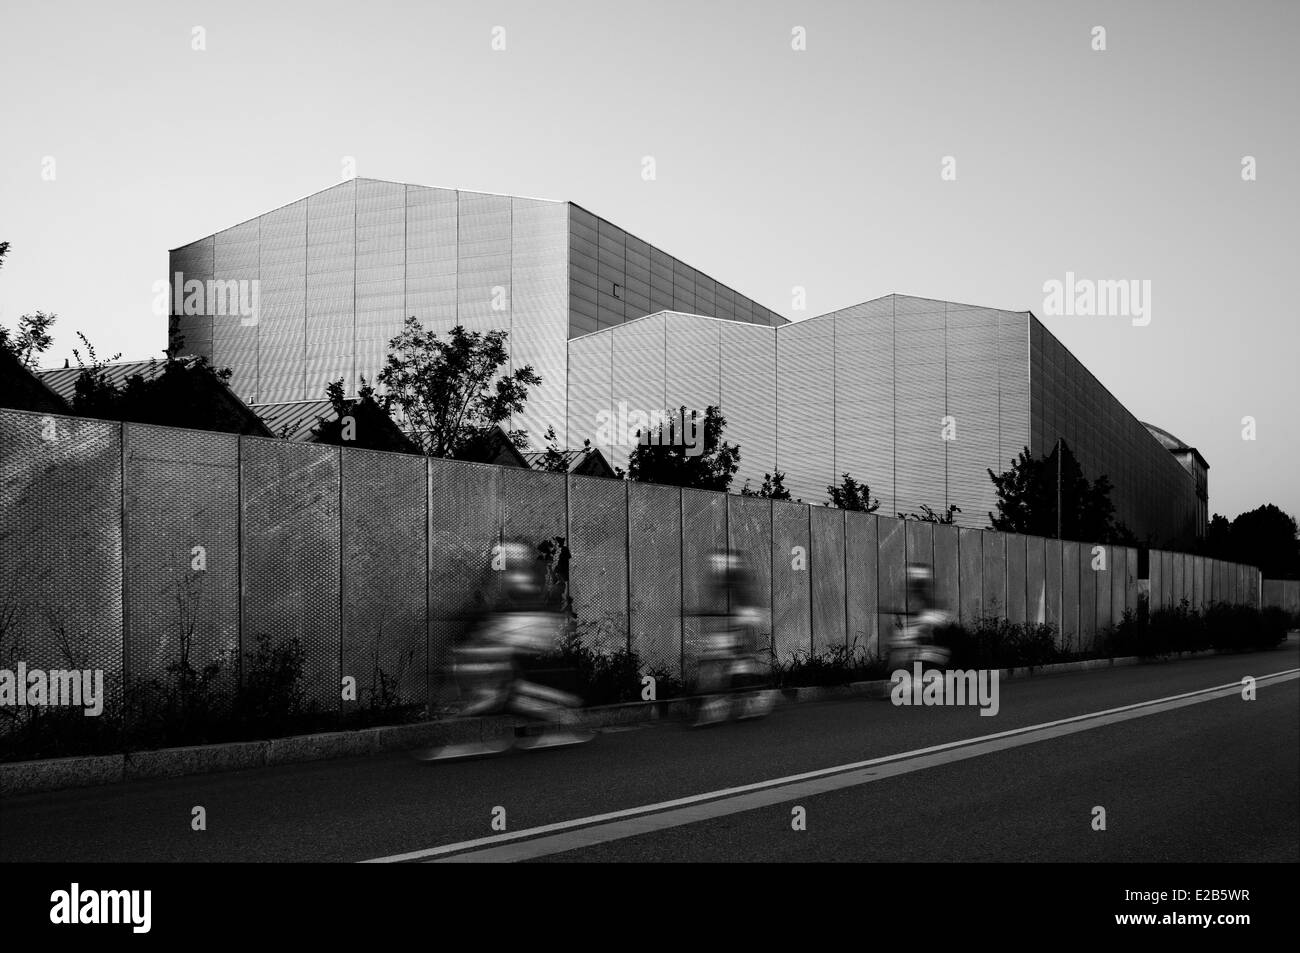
[0, 242, 59, 369]
[0, 312, 56, 368]
[740, 471, 792, 500]
[826, 472, 880, 512]
[1205, 504, 1299, 579]
[899, 503, 961, 524]
[377, 317, 540, 458]
[622, 405, 740, 491]
[536, 425, 580, 474]
[1205, 513, 1232, 555]
[988, 442, 1134, 543]
[70, 332, 123, 413]
[309, 377, 413, 452]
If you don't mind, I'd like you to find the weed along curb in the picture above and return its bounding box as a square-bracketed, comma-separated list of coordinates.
[0, 648, 1256, 798]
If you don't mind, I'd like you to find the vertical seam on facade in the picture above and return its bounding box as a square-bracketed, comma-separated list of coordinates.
[351, 181, 357, 397]
[303, 196, 309, 402]
[891, 296, 896, 515]
[255, 216, 262, 404]
[403, 186, 408, 341]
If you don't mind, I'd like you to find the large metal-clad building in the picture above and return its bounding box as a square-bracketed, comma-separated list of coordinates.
[170, 179, 1203, 547]
[566, 295, 1204, 548]
[168, 178, 783, 445]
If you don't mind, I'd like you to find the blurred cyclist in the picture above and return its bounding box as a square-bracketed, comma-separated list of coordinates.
[417, 538, 591, 760]
[887, 563, 954, 673]
[692, 549, 776, 726]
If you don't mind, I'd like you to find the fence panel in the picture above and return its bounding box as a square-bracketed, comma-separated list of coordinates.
[1079, 543, 1097, 652]
[428, 459, 502, 693]
[1026, 535, 1046, 625]
[1262, 579, 1298, 613]
[1162, 551, 1176, 610]
[811, 507, 847, 652]
[569, 476, 628, 655]
[0, 411, 124, 743]
[502, 467, 567, 551]
[1093, 543, 1112, 641]
[1173, 551, 1186, 609]
[1005, 534, 1027, 625]
[123, 424, 239, 718]
[904, 520, 934, 614]
[846, 512, 880, 656]
[682, 488, 727, 681]
[877, 515, 907, 641]
[772, 500, 812, 660]
[241, 438, 340, 711]
[628, 482, 682, 673]
[933, 523, 960, 621]
[1061, 541, 1081, 653]
[1124, 547, 1139, 615]
[729, 494, 773, 655]
[342, 448, 427, 712]
[958, 527, 983, 626]
[1148, 549, 1163, 613]
[982, 530, 1007, 621]
[1045, 539, 1063, 635]
[1110, 545, 1127, 626]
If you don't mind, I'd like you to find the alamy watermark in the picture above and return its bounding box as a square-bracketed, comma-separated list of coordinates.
[0, 663, 105, 716]
[155, 271, 260, 326]
[1042, 272, 1151, 327]
[890, 664, 1000, 716]
[595, 402, 703, 457]
[50, 884, 151, 933]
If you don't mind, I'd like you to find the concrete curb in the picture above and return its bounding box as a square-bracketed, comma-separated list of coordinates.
[0, 646, 1260, 797]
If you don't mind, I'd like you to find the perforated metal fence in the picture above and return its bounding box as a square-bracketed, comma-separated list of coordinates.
[772, 500, 811, 659]
[0, 405, 1277, 757]
[568, 475, 628, 656]
[810, 507, 847, 652]
[628, 482, 681, 673]
[241, 438, 341, 711]
[341, 448, 427, 713]
[1, 411, 124, 745]
[124, 423, 239, 725]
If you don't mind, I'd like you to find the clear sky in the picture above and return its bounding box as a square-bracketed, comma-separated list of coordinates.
[1, 0, 1295, 521]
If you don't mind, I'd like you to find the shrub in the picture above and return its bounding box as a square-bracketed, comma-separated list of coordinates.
[1108, 601, 1286, 658]
[942, 617, 1063, 669]
[532, 628, 683, 705]
[769, 641, 887, 688]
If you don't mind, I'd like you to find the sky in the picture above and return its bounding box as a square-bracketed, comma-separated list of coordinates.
[1, 0, 1296, 521]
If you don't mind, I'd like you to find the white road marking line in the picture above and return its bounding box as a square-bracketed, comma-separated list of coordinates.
[361, 667, 1299, 864]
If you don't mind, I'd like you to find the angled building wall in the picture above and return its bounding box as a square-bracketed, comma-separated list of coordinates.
[171, 180, 784, 449]
[169, 179, 571, 446]
[1029, 316, 1199, 547]
[567, 294, 1200, 546]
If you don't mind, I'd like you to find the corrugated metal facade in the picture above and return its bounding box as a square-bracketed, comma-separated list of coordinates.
[566, 294, 1034, 526]
[567, 204, 784, 339]
[1029, 315, 1199, 548]
[566, 294, 1198, 548]
[170, 179, 571, 447]
[172, 182, 785, 452]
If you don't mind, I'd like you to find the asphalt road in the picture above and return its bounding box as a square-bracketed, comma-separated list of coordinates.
[2, 641, 1297, 863]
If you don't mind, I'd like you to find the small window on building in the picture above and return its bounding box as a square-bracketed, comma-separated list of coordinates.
[612, 282, 623, 299]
